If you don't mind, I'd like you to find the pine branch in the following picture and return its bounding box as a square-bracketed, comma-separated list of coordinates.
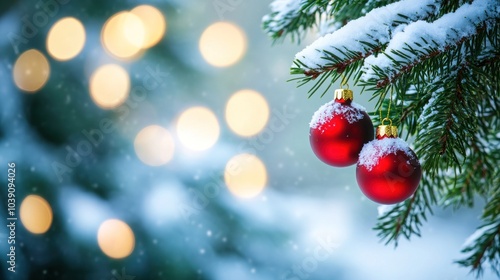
[415, 81, 468, 171]
[459, 223, 500, 277]
[290, 0, 439, 95]
[457, 186, 500, 277]
[441, 134, 498, 209]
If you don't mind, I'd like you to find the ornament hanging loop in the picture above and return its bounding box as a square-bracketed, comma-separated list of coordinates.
[381, 117, 392, 126]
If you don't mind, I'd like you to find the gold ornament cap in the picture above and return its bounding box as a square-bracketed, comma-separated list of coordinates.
[334, 88, 353, 101]
[376, 119, 398, 139]
[377, 125, 398, 138]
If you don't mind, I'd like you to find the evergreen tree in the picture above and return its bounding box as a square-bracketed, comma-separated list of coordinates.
[263, 0, 500, 276]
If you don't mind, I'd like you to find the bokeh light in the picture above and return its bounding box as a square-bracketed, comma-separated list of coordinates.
[225, 89, 270, 137]
[224, 153, 267, 198]
[97, 219, 135, 259]
[101, 11, 145, 59]
[89, 64, 130, 109]
[199, 22, 247, 67]
[20, 195, 53, 234]
[13, 49, 50, 93]
[176, 107, 220, 151]
[47, 17, 86, 61]
[131, 5, 166, 48]
[134, 125, 175, 166]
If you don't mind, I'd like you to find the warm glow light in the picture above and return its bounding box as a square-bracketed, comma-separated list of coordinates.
[89, 64, 130, 109]
[101, 11, 145, 59]
[97, 219, 135, 259]
[131, 5, 166, 48]
[176, 107, 220, 151]
[134, 125, 175, 166]
[20, 195, 53, 234]
[47, 17, 86, 61]
[199, 22, 247, 67]
[225, 89, 270, 137]
[224, 153, 267, 198]
[13, 49, 50, 93]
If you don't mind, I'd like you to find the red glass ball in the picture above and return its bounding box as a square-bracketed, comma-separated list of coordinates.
[310, 99, 374, 167]
[356, 137, 422, 204]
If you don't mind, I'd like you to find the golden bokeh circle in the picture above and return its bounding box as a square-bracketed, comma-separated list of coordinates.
[176, 107, 220, 151]
[13, 49, 50, 93]
[97, 219, 135, 259]
[20, 195, 53, 234]
[89, 64, 130, 109]
[225, 89, 270, 137]
[199, 22, 247, 67]
[47, 17, 86, 61]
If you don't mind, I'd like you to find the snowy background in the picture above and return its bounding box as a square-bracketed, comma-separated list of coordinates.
[0, 0, 497, 279]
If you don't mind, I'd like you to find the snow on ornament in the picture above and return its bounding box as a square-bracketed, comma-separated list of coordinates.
[356, 123, 422, 204]
[309, 87, 374, 167]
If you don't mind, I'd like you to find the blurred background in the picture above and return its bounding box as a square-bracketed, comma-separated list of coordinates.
[0, 0, 497, 279]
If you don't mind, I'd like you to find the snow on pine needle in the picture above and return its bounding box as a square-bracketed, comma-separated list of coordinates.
[361, 0, 500, 82]
[293, 0, 438, 72]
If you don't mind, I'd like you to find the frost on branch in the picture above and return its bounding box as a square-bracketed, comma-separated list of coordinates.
[361, 0, 500, 84]
[293, 0, 438, 75]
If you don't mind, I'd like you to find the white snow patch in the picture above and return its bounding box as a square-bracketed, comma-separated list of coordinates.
[358, 138, 416, 171]
[310, 100, 367, 129]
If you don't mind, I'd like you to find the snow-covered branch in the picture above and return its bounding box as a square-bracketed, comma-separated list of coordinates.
[293, 0, 438, 75]
[361, 0, 500, 84]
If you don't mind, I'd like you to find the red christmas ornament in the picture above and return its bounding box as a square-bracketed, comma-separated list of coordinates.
[356, 124, 422, 204]
[310, 88, 374, 167]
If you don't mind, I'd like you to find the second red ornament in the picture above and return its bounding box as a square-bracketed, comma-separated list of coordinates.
[356, 123, 422, 204]
[310, 87, 374, 167]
